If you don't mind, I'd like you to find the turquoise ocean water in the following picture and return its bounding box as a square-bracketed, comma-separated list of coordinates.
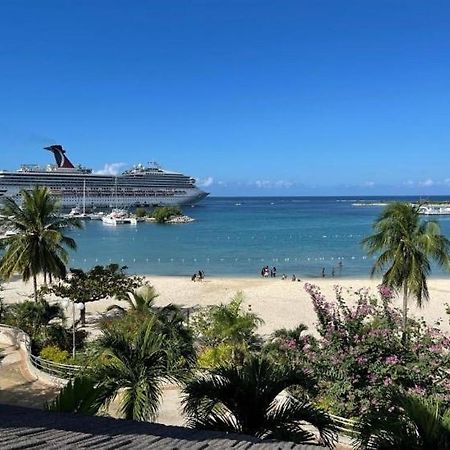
[67, 196, 450, 278]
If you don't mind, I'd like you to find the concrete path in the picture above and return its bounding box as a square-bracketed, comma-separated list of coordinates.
[0, 345, 59, 409]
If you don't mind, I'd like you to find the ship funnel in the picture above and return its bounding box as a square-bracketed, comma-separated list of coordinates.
[44, 145, 75, 169]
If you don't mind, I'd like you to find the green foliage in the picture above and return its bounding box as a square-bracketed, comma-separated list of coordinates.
[151, 206, 182, 223]
[182, 355, 336, 447]
[362, 202, 450, 331]
[0, 186, 82, 300]
[3, 300, 65, 338]
[301, 284, 450, 418]
[88, 318, 177, 421]
[191, 292, 263, 364]
[108, 285, 159, 314]
[197, 343, 234, 369]
[101, 302, 195, 372]
[354, 393, 450, 449]
[135, 207, 148, 218]
[50, 264, 144, 324]
[46, 376, 104, 415]
[39, 345, 70, 364]
[1, 299, 87, 354]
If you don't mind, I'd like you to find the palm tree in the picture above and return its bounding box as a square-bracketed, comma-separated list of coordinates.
[362, 202, 450, 333]
[90, 318, 176, 421]
[193, 292, 264, 365]
[354, 394, 450, 449]
[0, 187, 82, 301]
[107, 285, 159, 314]
[182, 356, 337, 447]
[46, 376, 105, 415]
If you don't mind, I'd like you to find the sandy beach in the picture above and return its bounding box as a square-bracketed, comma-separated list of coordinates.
[3, 275, 450, 335]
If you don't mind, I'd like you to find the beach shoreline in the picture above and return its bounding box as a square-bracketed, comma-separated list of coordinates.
[3, 275, 450, 335]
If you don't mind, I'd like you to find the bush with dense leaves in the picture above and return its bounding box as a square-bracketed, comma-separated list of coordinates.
[191, 292, 263, 367]
[40, 345, 70, 364]
[266, 284, 450, 418]
[151, 206, 182, 223]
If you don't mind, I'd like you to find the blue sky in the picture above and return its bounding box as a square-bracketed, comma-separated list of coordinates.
[1, 0, 449, 196]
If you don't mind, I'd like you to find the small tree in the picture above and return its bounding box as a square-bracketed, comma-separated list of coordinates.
[50, 264, 144, 325]
[152, 206, 182, 223]
[135, 207, 148, 218]
[191, 292, 263, 367]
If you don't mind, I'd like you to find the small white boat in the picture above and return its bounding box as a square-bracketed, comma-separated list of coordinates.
[418, 205, 450, 215]
[102, 209, 137, 226]
[67, 207, 90, 219]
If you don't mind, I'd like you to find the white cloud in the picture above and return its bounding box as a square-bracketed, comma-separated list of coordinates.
[196, 176, 214, 187]
[252, 179, 295, 189]
[94, 163, 126, 175]
[419, 179, 434, 187]
[363, 181, 375, 187]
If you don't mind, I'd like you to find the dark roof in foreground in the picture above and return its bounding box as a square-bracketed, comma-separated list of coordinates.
[0, 404, 328, 450]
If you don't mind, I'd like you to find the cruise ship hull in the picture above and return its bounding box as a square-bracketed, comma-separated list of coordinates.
[0, 176, 208, 209]
[0, 145, 209, 209]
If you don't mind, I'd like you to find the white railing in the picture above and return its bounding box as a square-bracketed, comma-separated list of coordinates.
[0, 323, 82, 384]
[29, 353, 83, 379]
[329, 413, 358, 436]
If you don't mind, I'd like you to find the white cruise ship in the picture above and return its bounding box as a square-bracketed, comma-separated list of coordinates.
[0, 145, 208, 209]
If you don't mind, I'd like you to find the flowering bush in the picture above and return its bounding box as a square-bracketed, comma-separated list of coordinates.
[278, 284, 450, 418]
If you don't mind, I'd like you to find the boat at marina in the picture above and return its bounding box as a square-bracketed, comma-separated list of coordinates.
[418, 204, 450, 215]
[102, 209, 137, 226]
[0, 145, 208, 209]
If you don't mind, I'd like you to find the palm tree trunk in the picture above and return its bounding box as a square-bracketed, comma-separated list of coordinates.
[33, 274, 38, 302]
[49, 272, 53, 284]
[43, 271, 47, 285]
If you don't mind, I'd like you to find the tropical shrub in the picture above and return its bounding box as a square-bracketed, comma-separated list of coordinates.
[182, 355, 337, 447]
[135, 207, 148, 218]
[90, 318, 177, 421]
[1, 299, 87, 354]
[40, 345, 70, 364]
[100, 305, 195, 372]
[46, 376, 105, 415]
[191, 292, 263, 366]
[354, 393, 450, 449]
[300, 283, 450, 418]
[152, 206, 182, 223]
[197, 342, 234, 369]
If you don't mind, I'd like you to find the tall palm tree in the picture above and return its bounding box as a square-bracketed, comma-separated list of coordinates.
[354, 394, 450, 449]
[90, 317, 176, 421]
[182, 356, 337, 447]
[362, 202, 450, 333]
[0, 187, 82, 301]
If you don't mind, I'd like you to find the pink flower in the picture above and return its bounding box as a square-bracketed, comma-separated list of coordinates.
[385, 355, 399, 365]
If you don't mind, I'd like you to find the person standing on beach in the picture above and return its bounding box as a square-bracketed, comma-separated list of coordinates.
[321, 267, 325, 277]
[272, 266, 277, 277]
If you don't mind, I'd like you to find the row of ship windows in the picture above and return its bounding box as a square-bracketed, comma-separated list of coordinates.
[56, 193, 184, 199]
[1, 176, 191, 182]
[0, 181, 194, 188]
